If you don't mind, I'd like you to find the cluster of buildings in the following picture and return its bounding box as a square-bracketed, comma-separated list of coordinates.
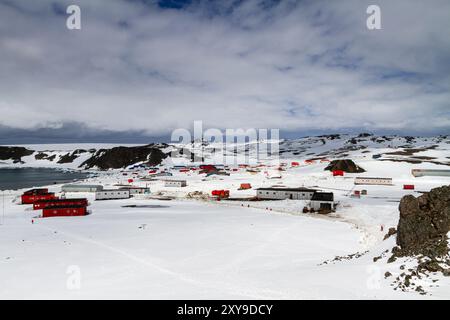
[21, 188, 89, 218]
[61, 184, 150, 200]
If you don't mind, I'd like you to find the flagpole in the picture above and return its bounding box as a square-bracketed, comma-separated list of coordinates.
[1, 190, 4, 226]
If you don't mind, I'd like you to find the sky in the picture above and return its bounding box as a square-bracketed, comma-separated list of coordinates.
[0, 0, 449, 144]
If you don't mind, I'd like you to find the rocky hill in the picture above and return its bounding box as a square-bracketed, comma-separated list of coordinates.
[0, 133, 449, 170]
[80, 145, 167, 170]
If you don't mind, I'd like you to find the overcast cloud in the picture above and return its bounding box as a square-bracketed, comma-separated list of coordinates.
[0, 0, 449, 143]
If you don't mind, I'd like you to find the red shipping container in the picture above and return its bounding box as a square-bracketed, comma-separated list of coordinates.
[239, 183, 252, 190]
[333, 170, 344, 176]
[403, 185, 415, 190]
[21, 193, 57, 205]
[291, 162, 300, 166]
[211, 190, 230, 198]
[42, 205, 87, 218]
[33, 198, 88, 210]
[128, 179, 134, 183]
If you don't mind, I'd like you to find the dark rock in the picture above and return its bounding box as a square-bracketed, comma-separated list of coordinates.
[57, 152, 79, 164]
[324, 159, 365, 173]
[384, 271, 392, 278]
[34, 152, 49, 160]
[419, 260, 443, 273]
[387, 256, 397, 263]
[396, 185, 450, 256]
[358, 133, 373, 138]
[383, 227, 397, 240]
[0, 146, 34, 162]
[80, 145, 167, 170]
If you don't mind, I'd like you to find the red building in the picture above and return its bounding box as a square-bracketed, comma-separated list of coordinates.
[199, 165, 216, 170]
[403, 185, 415, 190]
[42, 205, 87, 218]
[33, 198, 88, 210]
[21, 193, 57, 205]
[291, 162, 300, 166]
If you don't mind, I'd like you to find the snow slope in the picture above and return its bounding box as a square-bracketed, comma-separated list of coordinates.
[1, 134, 450, 299]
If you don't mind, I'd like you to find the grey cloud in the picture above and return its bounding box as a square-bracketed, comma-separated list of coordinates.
[0, 0, 449, 142]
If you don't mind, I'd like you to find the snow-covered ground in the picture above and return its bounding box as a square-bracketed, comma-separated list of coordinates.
[1, 135, 449, 299]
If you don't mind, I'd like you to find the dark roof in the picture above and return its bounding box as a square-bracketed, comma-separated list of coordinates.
[257, 187, 316, 192]
[311, 192, 334, 202]
[24, 188, 48, 195]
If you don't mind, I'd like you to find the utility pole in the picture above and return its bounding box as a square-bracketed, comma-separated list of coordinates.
[1, 190, 4, 226]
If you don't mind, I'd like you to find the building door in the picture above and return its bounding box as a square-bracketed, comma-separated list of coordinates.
[289, 194, 293, 200]
[320, 203, 332, 210]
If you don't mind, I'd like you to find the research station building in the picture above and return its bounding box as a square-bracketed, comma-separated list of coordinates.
[256, 187, 316, 200]
[62, 184, 104, 193]
[164, 180, 187, 187]
[310, 192, 335, 211]
[119, 186, 150, 195]
[95, 189, 130, 200]
[354, 177, 393, 186]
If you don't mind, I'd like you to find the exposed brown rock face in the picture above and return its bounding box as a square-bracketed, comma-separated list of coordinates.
[57, 153, 79, 164]
[0, 146, 34, 163]
[80, 145, 167, 170]
[324, 159, 365, 173]
[396, 185, 450, 257]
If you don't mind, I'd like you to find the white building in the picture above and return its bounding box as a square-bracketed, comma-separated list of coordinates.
[62, 184, 104, 192]
[310, 192, 335, 211]
[354, 177, 393, 186]
[119, 186, 150, 195]
[256, 187, 316, 200]
[95, 189, 130, 200]
[164, 180, 187, 187]
[412, 169, 450, 177]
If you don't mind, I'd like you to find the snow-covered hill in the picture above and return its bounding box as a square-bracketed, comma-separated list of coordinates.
[1, 133, 450, 299]
[1, 134, 449, 170]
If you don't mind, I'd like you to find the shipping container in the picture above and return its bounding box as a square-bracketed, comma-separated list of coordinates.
[42, 205, 87, 218]
[33, 198, 88, 210]
[21, 193, 57, 205]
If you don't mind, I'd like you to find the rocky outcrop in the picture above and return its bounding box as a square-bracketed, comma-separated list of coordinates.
[0, 146, 34, 163]
[57, 152, 79, 164]
[324, 159, 365, 173]
[396, 185, 450, 257]
[79, 145, 167, 170]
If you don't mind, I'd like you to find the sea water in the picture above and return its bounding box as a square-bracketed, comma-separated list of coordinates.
[0, 168, 90, 191]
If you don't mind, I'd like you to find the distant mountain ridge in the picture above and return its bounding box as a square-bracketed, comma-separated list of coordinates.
[0, 134, 449, 170]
